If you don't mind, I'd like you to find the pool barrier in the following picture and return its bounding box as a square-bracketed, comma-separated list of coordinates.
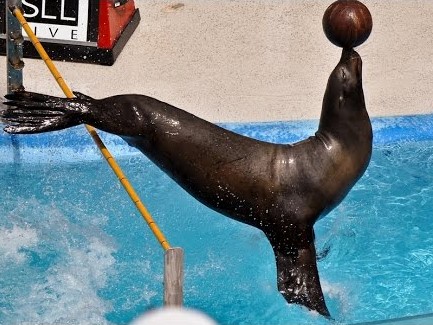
[5, 1, 184, 308]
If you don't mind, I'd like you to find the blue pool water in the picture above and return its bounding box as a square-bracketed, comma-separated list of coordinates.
[1, 114, 433, 324]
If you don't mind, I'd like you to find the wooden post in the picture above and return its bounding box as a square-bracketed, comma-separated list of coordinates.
[164, 247, 184, 306]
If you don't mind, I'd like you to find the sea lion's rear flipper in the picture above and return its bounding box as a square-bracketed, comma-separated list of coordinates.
[2, 91, 93, 134]
[273, 241, 330, 317]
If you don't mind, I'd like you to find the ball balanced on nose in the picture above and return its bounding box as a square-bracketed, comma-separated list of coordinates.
[323, 0, 373, 49]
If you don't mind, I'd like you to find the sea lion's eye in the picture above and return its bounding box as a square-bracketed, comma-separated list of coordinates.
[341, 69, 346, 80]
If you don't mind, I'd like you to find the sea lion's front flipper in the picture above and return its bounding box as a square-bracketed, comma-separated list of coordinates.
[2, 91, 94, 134]
[273, 239, 330, 317]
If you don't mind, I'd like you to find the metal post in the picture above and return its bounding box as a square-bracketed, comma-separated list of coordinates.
[5, 1, 23, 163]
[6, 0, 24, 94]
[164, 247, 184, 306]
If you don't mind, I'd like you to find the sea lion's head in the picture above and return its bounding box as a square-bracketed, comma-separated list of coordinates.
[320, 48, 366, 129]
[330, 48, 364, 105]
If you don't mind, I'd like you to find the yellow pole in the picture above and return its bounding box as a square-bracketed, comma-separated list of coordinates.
[12, 7, 171, 251]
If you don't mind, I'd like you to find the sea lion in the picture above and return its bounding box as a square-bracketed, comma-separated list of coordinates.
[1, 48, 372, 317]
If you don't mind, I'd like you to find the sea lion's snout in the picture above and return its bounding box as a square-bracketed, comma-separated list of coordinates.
[340, 48, 361, 63]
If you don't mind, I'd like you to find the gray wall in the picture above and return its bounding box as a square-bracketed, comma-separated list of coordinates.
[1, 0, 432, 122]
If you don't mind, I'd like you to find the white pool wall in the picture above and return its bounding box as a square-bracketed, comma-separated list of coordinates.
[1, 0, 433, 122]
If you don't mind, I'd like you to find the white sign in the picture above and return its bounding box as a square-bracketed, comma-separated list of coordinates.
[22, 0, 89, 42]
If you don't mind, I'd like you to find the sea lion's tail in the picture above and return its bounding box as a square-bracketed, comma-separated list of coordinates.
[1, 91, 93, 134]
[274, 243, 331, 317]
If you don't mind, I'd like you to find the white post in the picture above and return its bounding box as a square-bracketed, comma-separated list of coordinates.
[164, 247, 184, 306]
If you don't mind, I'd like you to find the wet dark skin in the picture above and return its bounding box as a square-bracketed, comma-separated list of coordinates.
[1, 48, 372, 317]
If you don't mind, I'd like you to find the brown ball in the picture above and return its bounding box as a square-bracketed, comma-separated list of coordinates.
[323, 0, 372, 49]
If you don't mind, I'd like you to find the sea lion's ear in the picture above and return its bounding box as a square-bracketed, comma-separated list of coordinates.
[341, 68, 346, 81]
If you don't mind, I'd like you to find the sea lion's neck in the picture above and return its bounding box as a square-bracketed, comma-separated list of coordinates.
[318, 105, 371, 140]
